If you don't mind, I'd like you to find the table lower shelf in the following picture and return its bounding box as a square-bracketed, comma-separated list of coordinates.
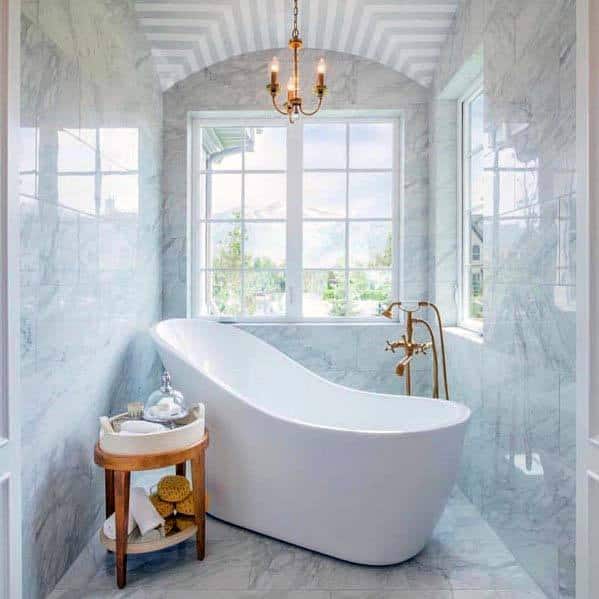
[99, 525, 197, 555]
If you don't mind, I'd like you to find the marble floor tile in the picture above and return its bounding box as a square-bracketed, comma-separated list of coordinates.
[49, 490, 546, 599]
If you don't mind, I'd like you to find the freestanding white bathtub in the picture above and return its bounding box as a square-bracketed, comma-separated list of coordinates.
[151, 319, 470, 565]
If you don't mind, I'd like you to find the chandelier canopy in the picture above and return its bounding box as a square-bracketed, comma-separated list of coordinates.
[267, 0, 327, 123]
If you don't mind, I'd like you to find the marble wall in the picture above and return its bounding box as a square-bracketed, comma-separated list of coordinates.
[19, 2, 163, 597]
[162, 49, 434, 396]
[429, 1, 576, 597]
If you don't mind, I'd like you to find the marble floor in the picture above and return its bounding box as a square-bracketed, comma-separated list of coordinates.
[49, 490, 546, 599]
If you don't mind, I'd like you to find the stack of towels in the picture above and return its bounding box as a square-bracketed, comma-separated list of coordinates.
[103, 486, 165, 541]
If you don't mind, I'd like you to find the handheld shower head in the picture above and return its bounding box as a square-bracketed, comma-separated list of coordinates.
[381, 302, 401, 319]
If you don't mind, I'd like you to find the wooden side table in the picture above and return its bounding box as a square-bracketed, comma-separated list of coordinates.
[94, 431, 209, 589]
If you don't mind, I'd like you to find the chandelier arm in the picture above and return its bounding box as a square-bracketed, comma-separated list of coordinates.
[271, 95, 289, 116]
[299, 96, 323, 117]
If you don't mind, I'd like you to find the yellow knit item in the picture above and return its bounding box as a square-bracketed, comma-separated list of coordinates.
[157, 475, 191, 503]
[150, 493, 174, 518]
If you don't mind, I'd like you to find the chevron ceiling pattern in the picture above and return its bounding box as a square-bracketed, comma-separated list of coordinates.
[135, 0, 459, 91]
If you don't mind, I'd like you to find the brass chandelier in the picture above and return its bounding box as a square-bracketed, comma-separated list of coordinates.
[267, 0, 327, 123]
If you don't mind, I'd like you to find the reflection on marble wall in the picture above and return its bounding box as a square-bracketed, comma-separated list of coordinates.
[430, 1, 576, 597]
[162, 49, 432, 394]
[20, 2, 163, 597]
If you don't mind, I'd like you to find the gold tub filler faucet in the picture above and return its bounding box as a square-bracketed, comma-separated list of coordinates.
[381, 301, 450, 400]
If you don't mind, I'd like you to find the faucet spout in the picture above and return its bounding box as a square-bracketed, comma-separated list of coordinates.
[395, 354, 414, 376]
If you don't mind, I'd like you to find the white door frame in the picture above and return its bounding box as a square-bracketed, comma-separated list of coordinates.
[577, 0, 599, 597]
[0, 0, 21, 597]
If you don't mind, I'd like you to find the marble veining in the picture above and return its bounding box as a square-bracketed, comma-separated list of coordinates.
[429, 1, 576, 597]
[48, 488, 547, 599]
[19, 1, 163, 597]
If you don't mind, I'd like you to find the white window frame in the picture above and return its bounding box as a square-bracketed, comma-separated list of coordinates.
[188, 111, 403, 323]
[457, 80, 484, 335]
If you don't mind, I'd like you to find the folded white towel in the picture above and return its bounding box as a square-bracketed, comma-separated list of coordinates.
[102, 486, 164, 539]
[130, 486, 165, 535]
[103, 511, 135, 540]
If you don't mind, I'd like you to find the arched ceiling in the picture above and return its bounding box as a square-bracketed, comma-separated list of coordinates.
[135, 0, 459, 91]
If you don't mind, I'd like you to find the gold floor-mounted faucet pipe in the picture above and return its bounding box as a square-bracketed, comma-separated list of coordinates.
[381, 300, 450, 401]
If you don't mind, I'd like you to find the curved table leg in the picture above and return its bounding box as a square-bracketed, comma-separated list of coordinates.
[190, 450, 206, 560]
[114, 470, 131, 589]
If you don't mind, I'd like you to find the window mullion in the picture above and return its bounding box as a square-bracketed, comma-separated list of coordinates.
[287, 121, 303, 319]
[240, 127, 246, 317]
[344, 123, 350, 315]
[393, 117, 402, 311]
[189, 121, 202, 317]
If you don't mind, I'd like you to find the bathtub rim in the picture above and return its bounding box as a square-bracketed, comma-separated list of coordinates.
[151, 318, 471, 437]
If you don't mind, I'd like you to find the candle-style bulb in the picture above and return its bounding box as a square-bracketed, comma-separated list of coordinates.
[316, 57, 326, 88]
[270, 56, 280, 88]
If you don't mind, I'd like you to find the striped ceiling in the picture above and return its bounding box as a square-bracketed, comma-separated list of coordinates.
[135, 0, 459, 91]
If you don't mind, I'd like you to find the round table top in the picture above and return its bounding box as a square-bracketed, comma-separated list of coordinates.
[94, 430, 209, 471]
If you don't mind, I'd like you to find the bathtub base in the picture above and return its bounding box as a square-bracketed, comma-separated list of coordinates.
[207, 511, 429, 566]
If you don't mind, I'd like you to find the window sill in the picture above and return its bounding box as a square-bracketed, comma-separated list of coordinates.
[444, 326, 484, 345]
[232, 320, 401, 327]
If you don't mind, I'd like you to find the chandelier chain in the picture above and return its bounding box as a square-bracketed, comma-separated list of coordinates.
[292, 0, 299, 39]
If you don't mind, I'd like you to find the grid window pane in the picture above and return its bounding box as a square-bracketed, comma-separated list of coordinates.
[469, 94, 485, 152]
[349, 123, 393, 169]
[303, 172, 346, 218]
[207, 271, 241, 316]
[58, 175, 95, 214]
[304, 124, 346, 169]
[244, 127, 286, 170]
[245, 173, 286, 219]
[468, 266, 484, 319]
[99, 128, 139, 172]
[467, 214, 483, 264]
[58, 129, 96, 172]
[349, 270, 392, 317]
[303, 222, 346, 269]
[202, 127, 243, 171]
[244, 271, 286, 316]
[101, 174, 139, 215]
[303, 270, 347, 317]
[349, 222, 392, 268]
[469, 151, 485, 212]
[349, 172, 392, 218]
[244, 222, 286, 268]
[206, 173, 242, 219]
[208, 222, 243, 269]
[20, 173, 37, 199]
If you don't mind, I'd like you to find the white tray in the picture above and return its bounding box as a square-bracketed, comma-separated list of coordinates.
[99, 407, 205, 456]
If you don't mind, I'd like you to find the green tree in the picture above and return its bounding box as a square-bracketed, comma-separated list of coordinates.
[211, 215, 285, 316]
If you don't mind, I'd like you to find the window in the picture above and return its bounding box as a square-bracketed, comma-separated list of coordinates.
[460, 86, 485, 331]
[191, 117, 399, 320]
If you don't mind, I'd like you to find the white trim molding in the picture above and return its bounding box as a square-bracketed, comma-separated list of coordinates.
[457, 78, 484, 335]
[576, 0, 599, 597]
[0, 0, 21, 597]
[187, 111, 404, 323]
